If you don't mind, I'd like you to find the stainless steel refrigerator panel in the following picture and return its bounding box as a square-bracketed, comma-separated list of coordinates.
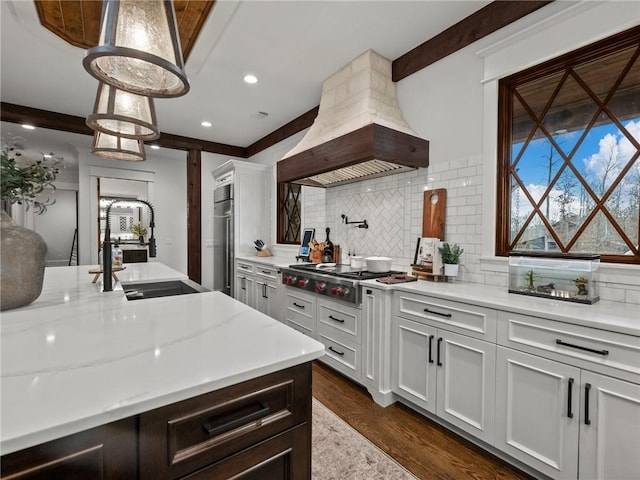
[213, 198, 233, 296]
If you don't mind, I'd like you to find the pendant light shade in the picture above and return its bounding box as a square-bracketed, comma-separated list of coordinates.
[83, 0, 189, 98]
[92, 132, 146, 162]
[87, 83, 160, 140]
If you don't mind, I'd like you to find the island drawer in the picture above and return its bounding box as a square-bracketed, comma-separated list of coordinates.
[139, 363, 311, 480]
[497, 311, 640, 380]
[393, 291, 497, 341]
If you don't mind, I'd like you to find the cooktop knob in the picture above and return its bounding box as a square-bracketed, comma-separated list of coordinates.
[315, 282, 326, 292]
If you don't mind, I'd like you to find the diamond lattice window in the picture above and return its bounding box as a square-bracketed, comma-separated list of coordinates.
[497, 27, 640, 264]
[277, 182, 301, 244]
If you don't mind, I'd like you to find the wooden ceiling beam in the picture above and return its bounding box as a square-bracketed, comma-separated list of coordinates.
[0, 102, 247, 158]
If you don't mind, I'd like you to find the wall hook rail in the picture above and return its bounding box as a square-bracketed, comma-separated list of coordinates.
[341, 214, 368, 229]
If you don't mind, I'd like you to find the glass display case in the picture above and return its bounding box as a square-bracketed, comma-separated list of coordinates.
[508, 252, 600, 305]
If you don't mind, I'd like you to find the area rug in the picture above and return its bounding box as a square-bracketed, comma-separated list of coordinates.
[312, 398, 418, 480]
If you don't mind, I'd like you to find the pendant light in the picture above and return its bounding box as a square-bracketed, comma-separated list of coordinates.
[83, 0, 189, 98]
[92, 131, 146, 162]
[87, 83, 159, 140]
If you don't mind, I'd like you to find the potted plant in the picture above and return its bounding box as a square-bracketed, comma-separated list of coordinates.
[132, 222, 148, 245]
[1, 137, 64, 310]
[438, 242, 464, 277]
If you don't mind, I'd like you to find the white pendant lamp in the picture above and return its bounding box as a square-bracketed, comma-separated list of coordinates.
[87, 83, 159, 140]
[83, 0, 189, 98]
[92, 131, 146, 162]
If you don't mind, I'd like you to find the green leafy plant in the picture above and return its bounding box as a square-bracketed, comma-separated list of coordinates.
[131, 223, 148, 237]
[1, 138, 64, 214]
[438, 243, 464, 264]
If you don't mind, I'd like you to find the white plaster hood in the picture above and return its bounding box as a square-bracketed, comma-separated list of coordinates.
[277, 50, 429, 187]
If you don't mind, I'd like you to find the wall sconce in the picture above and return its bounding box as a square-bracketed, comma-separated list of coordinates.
[83, 0, 189, 98]
[86, 83, 159, 140]
[92, 131, 146, 162]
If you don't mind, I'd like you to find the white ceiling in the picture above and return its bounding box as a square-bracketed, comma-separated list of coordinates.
[1, 0, 492, 153]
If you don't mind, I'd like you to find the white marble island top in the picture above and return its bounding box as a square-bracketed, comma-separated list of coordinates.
[0, 264, 324, 455]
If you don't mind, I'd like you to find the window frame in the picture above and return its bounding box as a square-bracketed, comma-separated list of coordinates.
[496, 26, 640, 264]
[277, 182, 302, 245]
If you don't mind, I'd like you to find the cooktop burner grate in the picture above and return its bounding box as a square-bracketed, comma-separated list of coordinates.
[286, 264, 403, 281]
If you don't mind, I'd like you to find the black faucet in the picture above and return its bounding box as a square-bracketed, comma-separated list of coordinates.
[102, 199, 157, 292]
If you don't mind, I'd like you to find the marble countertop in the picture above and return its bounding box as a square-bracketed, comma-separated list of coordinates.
[363, 278, 640, 336]
[0, 263, 325, 455]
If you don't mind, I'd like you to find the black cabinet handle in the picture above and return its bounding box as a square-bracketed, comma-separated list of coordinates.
[261, 270, 271, 274]
[366, 289, 372, 294]
[328, 346, 345, 356]
[262, 284, 267, 298]
[329, 315, 345, 323]
[293, 302, 305, 309]
[203, 402, 270, 437]
[424, 308, 452, 318]
[428, 335, 434, 364]
[567, 377, 574, 419]
[241, 277, 246, 290]
[585, 383, 592, 425]
[437, 337, 443, 366]
[556, 339, 609, 356]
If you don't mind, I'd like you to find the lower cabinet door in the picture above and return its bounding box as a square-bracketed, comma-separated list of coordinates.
[578, 371, 640, 480]
[495, 347, 580, 479]
[179, 424, 310, 480]
[436, 331, 496, 444]
[392, 316, 437, 413]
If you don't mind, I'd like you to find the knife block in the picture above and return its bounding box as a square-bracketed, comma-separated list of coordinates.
[256, 248, 272, 257]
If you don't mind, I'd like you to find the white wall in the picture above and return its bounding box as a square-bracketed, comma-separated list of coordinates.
[248, 2, 640, 304]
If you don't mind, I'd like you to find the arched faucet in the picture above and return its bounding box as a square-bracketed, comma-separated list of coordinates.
[102, 199, 156, 292]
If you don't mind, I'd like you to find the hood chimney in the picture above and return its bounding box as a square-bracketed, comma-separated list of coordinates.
[277, 50, 429, 187]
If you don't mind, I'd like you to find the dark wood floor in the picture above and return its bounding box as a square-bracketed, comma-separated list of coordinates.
[312, 361, 536, 480]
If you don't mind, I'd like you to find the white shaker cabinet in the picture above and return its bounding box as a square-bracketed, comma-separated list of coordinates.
[391, 291, 497, 444]
[253, 264, 282, 321]
[578, 371, 640, 480]
[235, 260, 256, 309]
[495, 346, 580, 480]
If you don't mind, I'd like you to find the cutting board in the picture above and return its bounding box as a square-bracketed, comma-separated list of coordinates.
[422, 188, 446, 239]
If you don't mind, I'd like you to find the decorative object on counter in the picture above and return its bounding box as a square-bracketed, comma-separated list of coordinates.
[341, 214, 368, 229]
[410, 264, 448, 282]
[376, 273, 418, 284]
[365, 256, 393, 273]
[132, 223, 148, 245]
[1, 138, 64, 311]
[508, 252, 600, 304]
[89, 265, 126, 284]
[350, 255, 365, 269]
[310, 239, 325, 264]
[438, 242, 463, 277]
[322, 227, 334, 263]
[253, 239, 272, 257]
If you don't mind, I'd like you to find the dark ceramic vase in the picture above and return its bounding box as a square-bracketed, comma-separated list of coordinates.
[0, 211, 47, 311]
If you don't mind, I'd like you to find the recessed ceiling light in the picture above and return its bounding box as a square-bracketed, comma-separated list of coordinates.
[244, 74, 258, 84]
[150, 145, 160, 150]
[22, 124, 36, 130]
[201, 121, 212, 127]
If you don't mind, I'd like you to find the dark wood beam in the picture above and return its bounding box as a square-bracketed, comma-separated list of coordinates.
[187, 149, 202, 283]
[246, 106, 319, 158]
[392, 1, 554, 82]
[0, 102, 247, 157]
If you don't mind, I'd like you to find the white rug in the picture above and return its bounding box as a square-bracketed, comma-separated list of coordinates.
[312, 398, 418, 480]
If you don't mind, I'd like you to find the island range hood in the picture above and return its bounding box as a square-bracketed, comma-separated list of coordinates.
[277, 50, 429, 187]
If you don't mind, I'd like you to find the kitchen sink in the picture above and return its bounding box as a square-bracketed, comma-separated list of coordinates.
[121, 279, 209, 301]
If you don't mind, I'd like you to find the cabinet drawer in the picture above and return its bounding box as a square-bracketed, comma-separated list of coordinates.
[318, 333, 360, 381]
[498, 311, 640, 380]
[285, 292, 315, 332]
[254, 265, 279, 282]
[139, 363, 311, 480]
[317, 300, 360, 340]
[236, 261, 254, 274]
[394, 291, 497, 340]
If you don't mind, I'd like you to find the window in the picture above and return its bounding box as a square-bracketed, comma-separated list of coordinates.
[277, 182, 301, 244]
[497, 27, 640, 264]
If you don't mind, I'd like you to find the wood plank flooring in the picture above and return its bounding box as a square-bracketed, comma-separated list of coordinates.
[312, 361, 536, 480]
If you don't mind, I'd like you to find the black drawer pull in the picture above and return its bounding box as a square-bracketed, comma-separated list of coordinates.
[567, 377, 574, 419]
[556, 339, 609, 356]
[437, 337, 443, 366]
[366, 289, 372, 294]
[585, 383, 592, 425]
[424, 308, 452, 318]
[203, 402, 270, 437]
[328, 346, 345, 356]
[428, 335, 434, 364]
[261, 270, 271, 274]
[292, 302, 305, 309]
[329, 315, 345, 323]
